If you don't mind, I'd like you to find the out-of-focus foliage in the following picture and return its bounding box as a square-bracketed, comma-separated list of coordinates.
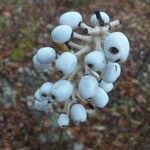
[0, 0, 149, 149]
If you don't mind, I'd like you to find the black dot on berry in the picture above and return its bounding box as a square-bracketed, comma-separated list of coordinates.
[115, 59, 120, 62]
[62, 125, 67, 128]
[51, 95, 56, 100]
[109, 47, 119, 54]
[42, 93, 47, 97]
[88, 64, 93, 68]
[58, 70, 63, 74]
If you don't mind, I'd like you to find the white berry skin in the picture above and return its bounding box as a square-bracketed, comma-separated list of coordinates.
[57, 113, 69, 128]
[90, 12, 110, 27]
[78, 75, 98, 99]
[39, 82, 53, 96]
[92, 87, 109, 108]
[32, 55, 51, 70]
[34, 99, 51, 111]
[59, 11, 82, 29]
[36, 47, 56, 64]
[104, 32, 130, 63]
[85, 51, 106, 71]
[51, 25, 72, 43]
[99, 80, 113, 93]
[34, 89, 46, 102]
[55, 52, 78, 76]
[51, 80, 73, 102]
[101, 62, 121, 83]
[70, 104, 87, 123]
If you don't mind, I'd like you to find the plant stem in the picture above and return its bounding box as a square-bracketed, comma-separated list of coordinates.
[75, 45, 90, 56]
[57, 129, 64, 150]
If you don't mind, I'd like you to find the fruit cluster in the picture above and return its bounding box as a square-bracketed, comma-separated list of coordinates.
[33, 11, 130, 128]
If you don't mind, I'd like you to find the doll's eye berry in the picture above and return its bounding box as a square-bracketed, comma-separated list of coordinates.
[32, 10, 130, 128]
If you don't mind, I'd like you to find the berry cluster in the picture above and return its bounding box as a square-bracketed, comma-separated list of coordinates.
[33, 11, 130, 128]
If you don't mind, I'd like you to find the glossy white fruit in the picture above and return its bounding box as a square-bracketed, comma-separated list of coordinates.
[55, 52, 78, 76]
[85, 51, 106, 71]
[101, 62, 121, 83]
[32, 55, 51, 70]
[34, 89, 47, 102]
[59, 11, 82, 29]
[57, 113, 69, 128]
[34, 99, 51, 111]
[35, 88, 53, 102]
[104, 32, 130, 62]
[78, 75, 98, 99]
[51, 80, 73, 102]
[70, 104, 87, 123]
[99, 80, 113, 93]
[51, 25, 72, 43]
[92, 87, 109, 108]
[36, 47, 56, 64]
[90, 12, 110, 26]
[39, 82, 53, 96]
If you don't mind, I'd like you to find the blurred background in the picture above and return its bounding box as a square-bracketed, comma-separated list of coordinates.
[0, 0, 150, 149]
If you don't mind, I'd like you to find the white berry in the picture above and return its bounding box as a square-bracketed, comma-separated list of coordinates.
[92, 87, 109, 108]
[32, 55, 51, 70]
[59, 11, 82, 29]
[99, 80, 113, 93]
[57, 113, 69, 128]
[55, 52, 78, 76]
[39, 82, 53, 97]
[104, 32, 130, 62]
[78, 75, 98, 99]
[85, 51, 106, 71]
[34, 89, 47, 102]
[34, 99, 51, 111]
[51, 25, 72, 43]
[70, 104, 87, 123]
[36, 47, 56, 64]
[51, 80, 73, 102]
[90, 11, 110, 27]
[101, 62, 121, 83]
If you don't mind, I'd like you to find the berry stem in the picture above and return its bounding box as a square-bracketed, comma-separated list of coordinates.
[73, 32, 92, 43]
[75, 90, 88, 105]
[79, 22, 92, 31]
[57, 129, 64, 150]
[88, 26, 101, 35]
[56, 43, 69, 52]
[62, 99, 72, 114]
[68, 41, 84, 50]
[94, 36, 102, 50]
[109, 19, 121, 27]
[75, 45, 90, 56]
[68, 65, 81, 81]
[89, 69, 101, 81]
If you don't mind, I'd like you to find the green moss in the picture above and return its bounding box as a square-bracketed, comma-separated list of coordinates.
[10, 47, 26, 61]
[10, 27, 36, 61]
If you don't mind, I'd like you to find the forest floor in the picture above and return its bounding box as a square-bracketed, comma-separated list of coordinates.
[0, 0, 150, 149]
